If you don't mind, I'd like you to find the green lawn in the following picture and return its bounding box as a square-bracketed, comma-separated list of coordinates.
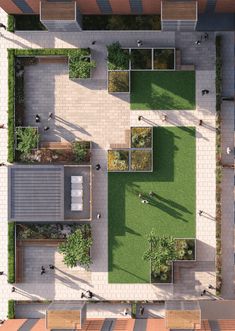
[130, 71, 195, 110]
[108, 127, 195, 283]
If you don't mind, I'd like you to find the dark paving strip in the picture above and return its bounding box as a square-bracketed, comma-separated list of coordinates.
[12, 0, 34, 13]
[133, 319, 147, 331]
[101, 318, 116, 331]
[209, 320, 220, 331]
[96, 0, 112, 14]
[129, 0, 143, 14]
[18, 319, 38, 331]
[205, 0, 217, 13]
[196, 13, 235, 31]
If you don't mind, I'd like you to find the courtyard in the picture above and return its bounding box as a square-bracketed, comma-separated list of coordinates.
[108, 126, 196, 283]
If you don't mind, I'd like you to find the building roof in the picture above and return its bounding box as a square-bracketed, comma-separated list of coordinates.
[8, 165, 64, 222]
[40, 0, 76, 21]
[161, 1, 197, 20]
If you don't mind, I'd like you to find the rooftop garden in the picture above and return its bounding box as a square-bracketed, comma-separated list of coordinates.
[131, 71, 195, 110]
[108, 126, 195, 283]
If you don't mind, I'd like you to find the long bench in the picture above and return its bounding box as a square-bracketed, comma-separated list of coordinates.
[40, 141, 72, 149]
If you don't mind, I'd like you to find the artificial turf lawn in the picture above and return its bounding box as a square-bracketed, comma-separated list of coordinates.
[130, 71, 195, 110]
[108, 127, 195, 283]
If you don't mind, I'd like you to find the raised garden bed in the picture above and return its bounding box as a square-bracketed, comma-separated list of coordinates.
[108, 150, 129, 171]
[69, 53, 95, 79]
[131, 127, 152, 148]
[108, 71, 129, 93]
[82, 15, 161, 30]
[107, 42, 130, 70]
[131, 150, 152, 172]
[154, 49, 175, 70]
[15, 127, 39, 162]
[16, 223, 88, 240]
[8, 15, 46, 32]
[175, 239, 195, 260]
[131, 49, 152, 70]
[151, 263, 173, 284]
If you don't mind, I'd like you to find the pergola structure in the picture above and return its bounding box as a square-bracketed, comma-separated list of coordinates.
[161, 0, 198, 31]
[165, 301, 201, 329]
[46, 301, 86, 330]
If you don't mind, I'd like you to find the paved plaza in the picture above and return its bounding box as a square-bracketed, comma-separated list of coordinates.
[0, 8, 234, 320]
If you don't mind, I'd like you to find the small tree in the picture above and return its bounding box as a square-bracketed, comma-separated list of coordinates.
[72, 141, 90, 163]
[16, 127, 39, 156]
[107, 42, 130, 70]
[59, 226, 92, 269]
[143, 231, 178, 275]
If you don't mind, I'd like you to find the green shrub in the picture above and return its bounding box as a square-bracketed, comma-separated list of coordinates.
[8, 50, 15, 163]
[107, 42, 130, 70]
[131, 150, 152, 171]
[7, 15, 15, 32]
[131, 127, 152, 148]
[82, 15, 161, 30]
[72, 141, 90, 163]
[13, 15, 46, 31]
[58, 225, 92, 269]
[69, 50, 95, 79]
[8, 300, 15, 319]
[16, 127, 39, 158]
[108, 150, 129, 171]
[8, 223, 15, 284]
[108, 71, 129, 93]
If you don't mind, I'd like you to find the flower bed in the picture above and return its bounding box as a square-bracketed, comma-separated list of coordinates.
[131, 127, 152, 148]
[131, 49, 152, 70]
[175, 239, 195, 260]
[154, 49, 175, 70]
[69, 51, 96, 79]
[15, 127, 39, 162]
[108, 150, 129, 171]
[108, 71, 129, 93]
[131, 150, 152, 171]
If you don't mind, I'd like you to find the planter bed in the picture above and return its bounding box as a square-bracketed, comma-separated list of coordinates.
[107, 44, 130, 70]
[82, 15, 161, 30]
[154, 49, 175, 70]
[108, 150, 129, 171]
[131, 49, 152, 70]
[131, 127, 152, 148]
[131, 150, 152, 172]
[151, 263, 173, 284]
[108, 71, 130, 93]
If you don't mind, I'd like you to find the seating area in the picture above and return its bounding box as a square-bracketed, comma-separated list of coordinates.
[71, 176, 83, 211]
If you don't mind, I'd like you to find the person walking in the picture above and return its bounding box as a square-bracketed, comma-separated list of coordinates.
[137, 40, 143, 47]
[95, 164, 101, 171]
[48, 112, 53, 121]
[44, 126, 50, 131]
[202, 89, 209, 95]
[86, 290, 93, 298]
[139, 305, 144, 316]
[198, 210, 203, 216]
[35, 114, 40, 123]
[195, 40, 201, 45]
[49, 264, 55, 270]
[141, 199, 149, 204]
[96, 213, 101, 220]
[0, 23, 6, 37]
[0, 124, 5, 128]
[41, 266, 46, 275]
[199, 119, 203, 126]
[138, 116, 143, 121]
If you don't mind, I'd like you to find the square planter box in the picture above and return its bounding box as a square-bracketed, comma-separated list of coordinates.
[130, 149, 152, 172]
[108, 48, 130, 70]
[131, 49, 152, 70]
[108, 71, 130, 93]
[108, 149, 130, 171]
[153, 48, 175, 70]
[131, 127, 152, 149]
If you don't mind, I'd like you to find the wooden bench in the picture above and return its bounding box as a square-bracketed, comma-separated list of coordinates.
[38, 57, 68, 64]
[40, 141, 72, 149]
[110, 129, 130, 149]
[176, 49, 181, 70]
[180, 64, 195, 71]
[16, 241, 23, 283]
[20, 239, 65, 247]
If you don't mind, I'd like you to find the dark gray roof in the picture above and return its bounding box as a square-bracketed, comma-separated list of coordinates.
[9, 165, 64, 222]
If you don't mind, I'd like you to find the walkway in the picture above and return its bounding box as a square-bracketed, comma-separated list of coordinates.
[220, 32, 235, 299]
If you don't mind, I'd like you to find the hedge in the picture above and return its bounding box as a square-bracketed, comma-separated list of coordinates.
[8, 300, 15, 319]
[8, 222, 15, 284]
[215, 35, 222, 295]
[8, 48, 90, 162]
[7, 15, 15, 32]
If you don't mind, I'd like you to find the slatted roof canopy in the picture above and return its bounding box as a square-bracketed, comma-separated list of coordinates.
[40, 0, 76, 20]
[8, 165, 64, 222]
[161, 0, 197, 20]
[46, 301, 86, 330]
[165, 301, 201, 329]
